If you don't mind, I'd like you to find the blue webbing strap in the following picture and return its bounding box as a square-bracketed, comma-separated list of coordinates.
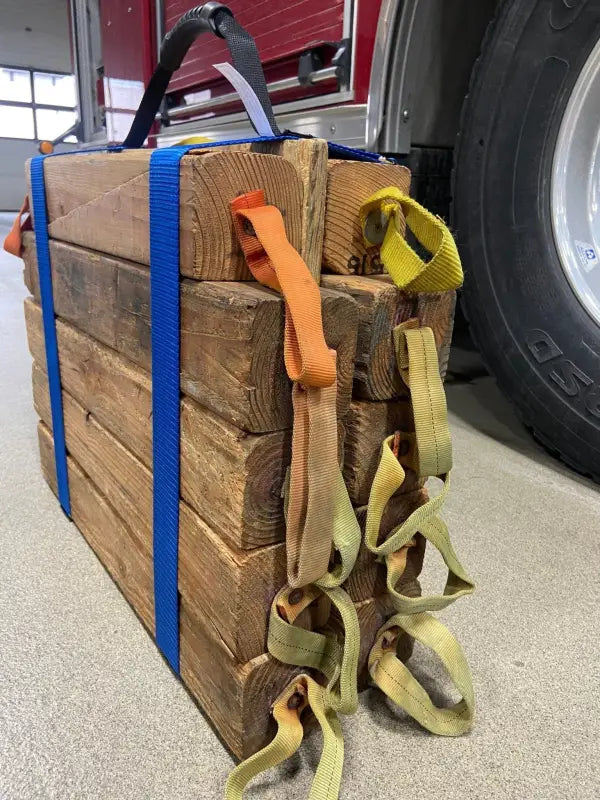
[149, 146, 190, 673]
[30, 156, 71, 517]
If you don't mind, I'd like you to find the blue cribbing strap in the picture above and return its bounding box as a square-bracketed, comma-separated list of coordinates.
[149, 146, 190, 673]
[30, 156, 71, 517]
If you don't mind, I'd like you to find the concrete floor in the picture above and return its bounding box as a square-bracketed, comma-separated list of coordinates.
[1, 211, 599, 799]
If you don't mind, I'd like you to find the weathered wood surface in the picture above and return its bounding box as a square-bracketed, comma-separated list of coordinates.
[29, 149, 306, 281]
[26, 299, 290, 549]
[23, 241, 358, 432]
[38, 422, 392, 758]
[343, 399, 424, 507]
[346, 490, 428, 602]
[196, 138, 328, 280]
[321, 273, 456, 400]
[322, 160, 411, 275]
[35, 378, 285, 663]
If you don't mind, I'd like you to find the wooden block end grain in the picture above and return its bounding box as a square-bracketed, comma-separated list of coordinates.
[322, 160, 411, 275]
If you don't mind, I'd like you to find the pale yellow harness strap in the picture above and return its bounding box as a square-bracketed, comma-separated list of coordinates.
[286, 363, 361, 589]
[369, 612, 474, 736]
[225, 675, 345, 800]
[395, 324, 452, 478]
[268, 585, 360, 716]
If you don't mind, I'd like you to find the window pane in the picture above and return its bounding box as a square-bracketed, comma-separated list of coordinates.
[0, 104, 34, 138]
[34, 72, 76, 107]
[0, 67, 31, 103]
[36, 109, 77, 140]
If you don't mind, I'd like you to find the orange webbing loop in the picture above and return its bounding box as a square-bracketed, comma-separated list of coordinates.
[3, 195, 31, 257]
[231, 190, 335, 388]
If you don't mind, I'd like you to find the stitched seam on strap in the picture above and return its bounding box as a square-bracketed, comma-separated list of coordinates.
[420, 333, 440, 475]
[378, 662, 469, 724]
[269, 632, 327, 657]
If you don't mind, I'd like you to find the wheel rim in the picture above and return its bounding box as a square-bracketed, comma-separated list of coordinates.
[552, 36, 600, 327]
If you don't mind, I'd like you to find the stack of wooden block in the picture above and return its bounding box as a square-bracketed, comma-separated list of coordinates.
[21, 139, 455, 759]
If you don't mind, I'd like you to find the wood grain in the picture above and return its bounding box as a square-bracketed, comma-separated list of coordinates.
[343, 399, 424, 507]
[23, 240, 358, 432]
[26, 299, 290, 549]
[321, 274, 456, 400]
[192, 138, 328, 281]
[322, 160, 411, 275]
[38, 424, 396, 758]
[31, 150, 303, 280]
[35, 383, 285, 663]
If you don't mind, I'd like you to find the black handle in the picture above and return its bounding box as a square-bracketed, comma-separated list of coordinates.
[123, 3, 280, 149]
[159, 3, 231, 71]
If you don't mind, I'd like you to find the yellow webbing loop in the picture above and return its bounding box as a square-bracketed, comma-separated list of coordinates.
[225, 675, 344, 800]
[365, 438, 474, 612]
[359, 188, 463, 292]
[394, 323, 452, 478]
[268, 585, 360, 715]
[363, 258, 475, 734]
[227, 585, 358, 798]
[368, 613, 474, 736]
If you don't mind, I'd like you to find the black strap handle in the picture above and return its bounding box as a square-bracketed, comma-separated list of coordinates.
[123, 2, 280, 148]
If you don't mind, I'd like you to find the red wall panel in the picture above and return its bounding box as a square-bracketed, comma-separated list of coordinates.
[165, 0, 345, 92]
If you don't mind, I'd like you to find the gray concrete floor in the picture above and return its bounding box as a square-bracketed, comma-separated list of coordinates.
[1, 211, 599, 799]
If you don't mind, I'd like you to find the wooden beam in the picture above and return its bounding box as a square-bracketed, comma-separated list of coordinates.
[23, 245, 358, 432]
[30, 150, 305, 281]
[29, 139, 328, 281]
[322, 160, 411, 275]
[38, 423, 394, 758]
[26, 299, 291, 549]
[322, 273, 456, 400]
[343, 399, 424, 507]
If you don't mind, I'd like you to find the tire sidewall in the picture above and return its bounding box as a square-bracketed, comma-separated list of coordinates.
[455, 0, 600, 474]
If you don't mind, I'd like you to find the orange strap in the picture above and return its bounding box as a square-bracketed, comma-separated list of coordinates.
[231, 190, 335, 388]
[3, 195, 31, 257]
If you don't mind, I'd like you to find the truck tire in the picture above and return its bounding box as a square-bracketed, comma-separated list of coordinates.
[453, 0, 600, 480]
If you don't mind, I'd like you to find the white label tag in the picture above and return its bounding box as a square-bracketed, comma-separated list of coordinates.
[575, 240, 599, 272]
[213, 62, 275, 137]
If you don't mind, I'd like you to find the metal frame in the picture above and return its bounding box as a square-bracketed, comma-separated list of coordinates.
[156, 95, 364, 147]
[0, 64, 76, 141]
[69, 0, 100, 144]
[366, 0, 418, 153]
[166, 66, 339, 120]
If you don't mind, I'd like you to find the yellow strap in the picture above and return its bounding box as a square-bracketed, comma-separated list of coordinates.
[267, 585, 360, 715]
[359, 188, 463, 293]
[225, 675, 345, 800]
[369, 613, 474, 736]
[365, 435, 474, 612]
[394, 324, 452, 478]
